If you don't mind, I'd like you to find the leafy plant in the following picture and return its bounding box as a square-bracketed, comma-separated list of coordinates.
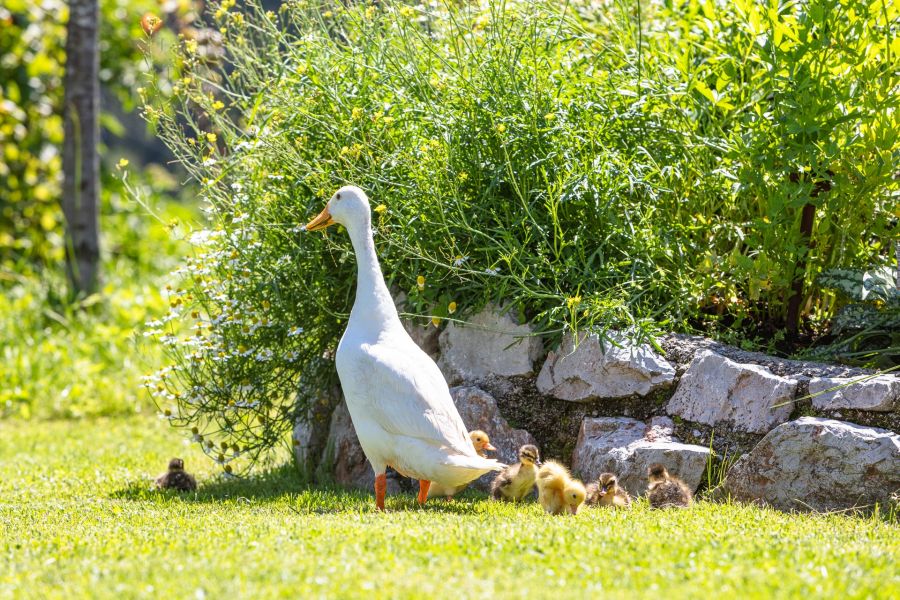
[802, 264, 900, 366]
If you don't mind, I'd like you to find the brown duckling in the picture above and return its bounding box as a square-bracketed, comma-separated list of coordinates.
[427, 430, 497, 499]
[155, 457, 197, 492]
[491, 444, 541, 502]
[586, 472, 631, 508]
[647, 463, 692, 508]
[537, 460, 586, 515]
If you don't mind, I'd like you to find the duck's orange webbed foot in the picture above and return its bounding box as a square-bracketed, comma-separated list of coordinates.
[417, 480, 431, 505]
[375, 473, 387, 511]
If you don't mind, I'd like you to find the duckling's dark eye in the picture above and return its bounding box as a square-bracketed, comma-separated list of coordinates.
[336, 193, 342, 200]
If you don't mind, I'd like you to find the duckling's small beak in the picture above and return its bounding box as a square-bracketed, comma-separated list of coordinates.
[534, 459, 542, 467]
[483, 442, 497, 452]
[305, 207, 335, 231]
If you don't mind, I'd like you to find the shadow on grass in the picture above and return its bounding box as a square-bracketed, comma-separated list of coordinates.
[109, 462, 496, 514]
[111, 463, 318, 504]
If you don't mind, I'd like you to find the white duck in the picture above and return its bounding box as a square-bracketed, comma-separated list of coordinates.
[305, 185, 504, 510]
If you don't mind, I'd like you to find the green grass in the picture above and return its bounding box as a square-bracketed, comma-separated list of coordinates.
[1, 417, 897, 599]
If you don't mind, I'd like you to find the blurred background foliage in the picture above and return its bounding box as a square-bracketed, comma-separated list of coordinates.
[0, 0, 206, 418]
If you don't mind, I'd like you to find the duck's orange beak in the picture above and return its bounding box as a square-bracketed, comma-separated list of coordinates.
[305, 206, 335, 231]
[483, 442, 497, 452]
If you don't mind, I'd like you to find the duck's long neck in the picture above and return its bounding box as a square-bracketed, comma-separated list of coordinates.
[347, 219, 402, 333]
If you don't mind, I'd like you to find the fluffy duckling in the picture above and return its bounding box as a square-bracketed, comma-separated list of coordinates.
[155, 457, 197, 492]
[491, 444, 541, 502]
[427, 430, 497, 499]
[536, 460, 586, 515]
[647, 463, 692, 508]
[586, 472, 631, 508]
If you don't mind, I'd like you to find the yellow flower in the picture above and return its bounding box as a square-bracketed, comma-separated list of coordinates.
[116, 158, 129, 169]
[206, 132, 217, 143]
[365, 5, 377, 19]
[457, 172, 468, 182]
[382, 116, 395, 125]
[496, 123, 506, 133]
[323, 10, 333, 18]
[566, 295, 582, 309]
[544, 112, 556, 120]
[351, 107, 364, 120]
[399, 5, 415, 18]
[212, 100, 225, 111]
[417, 275, 425, 290]
[374, 204, 387, 214]
[448, 301, 457, 314]
[431, 316, 441, 327]
[297, 63, 308, 75]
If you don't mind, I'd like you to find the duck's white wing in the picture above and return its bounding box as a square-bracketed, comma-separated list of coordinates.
[354, 342, 474, 457]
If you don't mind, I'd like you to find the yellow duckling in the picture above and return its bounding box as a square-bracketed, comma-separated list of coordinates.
[427, 430, 497, 499]
[491, 444, 541, 501]
[647, 463, 692, 508]
[537, 460, 586, 515]
[586, 472, 631, 508]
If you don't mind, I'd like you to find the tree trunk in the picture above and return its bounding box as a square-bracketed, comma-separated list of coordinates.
[61, 0, 101, 296]
[785, 174, 832, 339]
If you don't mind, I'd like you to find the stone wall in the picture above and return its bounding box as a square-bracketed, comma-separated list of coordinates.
[294, 305, 900, 513]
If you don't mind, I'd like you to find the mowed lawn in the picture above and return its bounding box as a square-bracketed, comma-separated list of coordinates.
[0, 417, 897, 599]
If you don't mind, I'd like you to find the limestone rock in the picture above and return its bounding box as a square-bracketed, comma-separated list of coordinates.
[438, 305, 543, 384]
[570, 416, 711, 497]
[292, 418, 314, 476]
[723, 417, 900, 512]
[809, 376, 899, 412]
[536, 331, 675, 401]
[292, 386, 341, 480]
[659, 332, 867, 379]
[450, 386, 537, 492]
[666, 350, 797, 434]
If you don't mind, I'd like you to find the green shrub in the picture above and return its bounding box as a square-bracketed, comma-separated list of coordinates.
[142, 0, 898, 470]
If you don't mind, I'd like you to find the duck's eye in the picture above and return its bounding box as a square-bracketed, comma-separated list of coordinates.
[336, 193, 342, 200]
